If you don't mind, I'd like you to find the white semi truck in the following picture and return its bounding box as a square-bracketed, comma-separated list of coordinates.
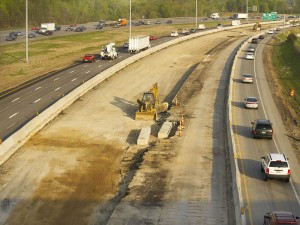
[128, 35, 150, 53]
[233, 13, 248, 19]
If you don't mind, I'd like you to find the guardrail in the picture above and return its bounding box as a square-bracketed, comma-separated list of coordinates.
[0, 20, 281, 224]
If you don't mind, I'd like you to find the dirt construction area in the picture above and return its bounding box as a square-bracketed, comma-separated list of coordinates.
[0, 28, 261, 224]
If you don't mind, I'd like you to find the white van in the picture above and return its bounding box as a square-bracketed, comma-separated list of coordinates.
[210, 13, 219, 19]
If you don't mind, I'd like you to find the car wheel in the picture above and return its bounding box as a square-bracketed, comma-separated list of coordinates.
[264, 175, 268, 181]
[285, 178, 290, 182]
[261, 166, 264, 172]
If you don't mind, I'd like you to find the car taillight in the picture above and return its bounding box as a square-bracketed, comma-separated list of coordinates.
[266, 168, 269, 174]
[288, 169, 291, 174]
[252, 130, 256, 134]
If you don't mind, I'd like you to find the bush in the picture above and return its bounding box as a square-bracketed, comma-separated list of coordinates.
[287, 33, 297, 43]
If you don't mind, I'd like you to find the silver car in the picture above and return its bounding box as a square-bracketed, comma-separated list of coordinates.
[244, 97, 258, 109]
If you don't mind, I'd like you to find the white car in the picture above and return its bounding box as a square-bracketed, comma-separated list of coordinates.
[245, 52, 254, 60]
[170, 31, 179, 37]
[242, 74, 253, 83]
[267, 29, 274, 34]
[261, 153, 291, 182]
[244, 97, 258, 109]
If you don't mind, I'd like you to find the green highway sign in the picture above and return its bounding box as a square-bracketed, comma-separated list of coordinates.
[262, 12, 277, 20]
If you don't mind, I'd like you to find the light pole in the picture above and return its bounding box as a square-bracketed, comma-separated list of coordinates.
[25, 0, 28, 63]
[195, 0, 198, 29]
[129, 0, 132, 38]
[246, 0, 249, 24]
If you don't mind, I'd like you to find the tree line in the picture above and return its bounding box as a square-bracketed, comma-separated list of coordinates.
[0, 0, 299, 28]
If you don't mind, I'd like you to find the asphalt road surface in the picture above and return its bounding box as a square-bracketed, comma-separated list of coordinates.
[232, 33, 300, 224]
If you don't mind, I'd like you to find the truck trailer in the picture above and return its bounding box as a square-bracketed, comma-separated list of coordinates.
[41, 23, 56, 31]
[233, 13, 248, 19]
[128, 35, 150, 53]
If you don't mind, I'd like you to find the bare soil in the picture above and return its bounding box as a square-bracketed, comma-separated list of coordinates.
[263, 38, 300, 152]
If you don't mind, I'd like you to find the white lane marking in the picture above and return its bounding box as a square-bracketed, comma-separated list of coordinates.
[11, 97, 20, 102]
[54, 87, 61, 91]
[96, 60, 100, 62]
[83, 65, 88, 67]
[255, 40, 300, 207]
[85, 71, 90, 74]
[54, 78, 60, 81]
[71, 78, 77, 82]
[70, 70, 74, 73]
[98, 65, 102, 68]
[9, 112, 18, 119]
[7, 123, 16, 129]
[119, 55, 123, 58]
[34, 98, 41, 103]
[35, 86, 41, 90]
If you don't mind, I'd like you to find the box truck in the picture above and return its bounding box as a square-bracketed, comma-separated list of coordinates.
[128, 35, 150, 53]
[233, 13, 248, 19]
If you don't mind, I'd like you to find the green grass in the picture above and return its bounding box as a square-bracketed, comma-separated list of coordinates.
[272, 30, 300, 118]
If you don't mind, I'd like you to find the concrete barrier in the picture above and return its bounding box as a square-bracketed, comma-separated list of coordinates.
[158, 121, 173, 139]
[137, 127, 151, 145]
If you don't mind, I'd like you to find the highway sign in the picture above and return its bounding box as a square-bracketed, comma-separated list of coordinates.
[262, 12, 277, 20]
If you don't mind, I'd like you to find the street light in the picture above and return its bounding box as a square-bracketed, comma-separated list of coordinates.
[246, 0, 249, 24]
[129, 0, 132, 38]
[25, 0, 28, 63]
[195, 0, 198, 29]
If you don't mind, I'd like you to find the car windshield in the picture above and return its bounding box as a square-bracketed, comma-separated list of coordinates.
[244, 74, 252, 78]
[269, 161, 288, 167]
[247, 98, 257, 102]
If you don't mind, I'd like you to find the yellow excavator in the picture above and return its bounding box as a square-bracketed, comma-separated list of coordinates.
[135, 83, 168, 121]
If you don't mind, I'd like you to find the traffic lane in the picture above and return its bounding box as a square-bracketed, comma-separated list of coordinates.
[0, 56, 122, 139]
[233, 35, 300, 225]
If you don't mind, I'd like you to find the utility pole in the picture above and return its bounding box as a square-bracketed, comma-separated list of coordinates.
[25, 0, 28, 63]
[195, 0, 198, 29]
[246, 0, 249, 24]
[129, 0, 132, 38]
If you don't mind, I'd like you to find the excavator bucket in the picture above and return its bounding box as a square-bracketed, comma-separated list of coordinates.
[135, 111, 156, 121]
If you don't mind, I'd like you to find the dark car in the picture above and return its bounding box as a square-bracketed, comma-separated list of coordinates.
[259, 35, 265, 39]
[28, 33, 36, 38]
[65, 27, 74, 31]
[74, 27, 83, 32]
[251, 119, 273, 139]
[190, 28, 196, 33]
[251, 38, 258, 44]
[9, 31, 19, 37]
[78, 26, 86, 30]
[6, 35, 17, 41]
[166, 20, 173, 24]
[43, 30, 53, 35]
[96, 24, 103, 29]
[264, 211, 299, 225]
[55, 25, 61, 31]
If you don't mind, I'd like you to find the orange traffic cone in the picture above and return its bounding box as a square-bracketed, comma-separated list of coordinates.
[290, 88, 295, 97]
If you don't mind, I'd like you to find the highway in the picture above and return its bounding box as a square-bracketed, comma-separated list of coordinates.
[1, 21, 299, 224]
[232, 33, 300, 224]
[0, 36, 170, 141]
